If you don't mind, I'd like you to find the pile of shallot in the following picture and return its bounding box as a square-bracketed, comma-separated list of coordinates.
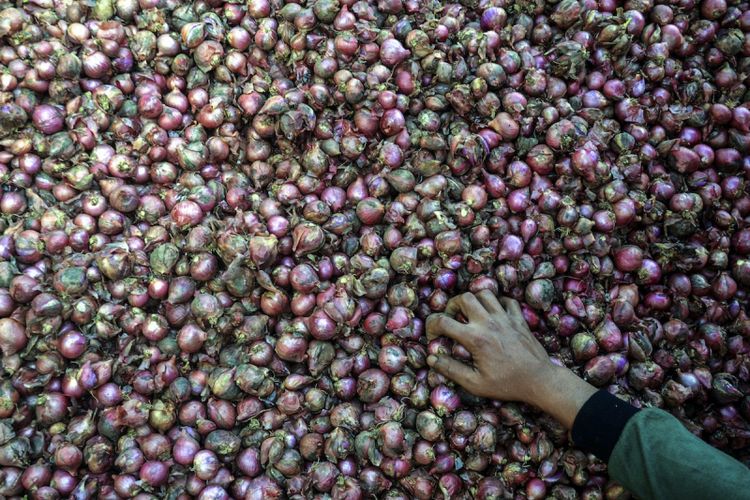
[0, 0, 749, 497]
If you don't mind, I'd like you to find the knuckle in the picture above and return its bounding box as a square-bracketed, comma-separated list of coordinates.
[434, 315, 447, 330]
[452, 363, 469, 380]
[425, 317, 437, 334]
[472, 334, 489, 350]
[464, 376, 481, 393]
[435, 359, 452, 375]
[446, 297, 459, 311]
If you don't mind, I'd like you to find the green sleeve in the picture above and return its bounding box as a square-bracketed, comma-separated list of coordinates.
[608, 408, 750, 500]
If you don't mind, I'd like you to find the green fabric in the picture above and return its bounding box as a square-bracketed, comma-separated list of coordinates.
[609, 408, 750, 500]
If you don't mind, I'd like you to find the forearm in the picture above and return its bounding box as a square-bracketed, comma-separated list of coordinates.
[608, 408, 750, 499]
[570, 390, 750, 500]
[526, 364, 597, 429]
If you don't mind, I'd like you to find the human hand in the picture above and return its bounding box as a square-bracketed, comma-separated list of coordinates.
[425, 291, 596, 429]
[425, 291, 554, 403]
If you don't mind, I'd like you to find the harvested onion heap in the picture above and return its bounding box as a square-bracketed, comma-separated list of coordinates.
[0, 0, 750, 497]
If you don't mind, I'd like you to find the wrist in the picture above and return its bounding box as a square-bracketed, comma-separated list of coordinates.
[527, 363, 568, 413]
[522, 362, 563, 410]
[527, 364, 597, 429]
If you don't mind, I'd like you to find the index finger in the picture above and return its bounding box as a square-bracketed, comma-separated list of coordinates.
[500, 297, 530, 333]
[445, 292, 487, 322]
[499, 296, 523, 320]
[427, 354, 478, 391]
[475, 289, 506, 317]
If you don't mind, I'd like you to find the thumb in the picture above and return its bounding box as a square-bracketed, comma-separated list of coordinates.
[427, 355, 477, 390]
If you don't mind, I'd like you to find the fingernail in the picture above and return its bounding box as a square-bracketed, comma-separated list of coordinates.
[427, 355, 437, 366]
